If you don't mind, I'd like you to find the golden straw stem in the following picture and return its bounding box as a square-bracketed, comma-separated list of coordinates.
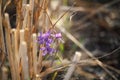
[32, 34, 37, 77]
[19, 29, 30, 79]
[11, 29, 20, 80]
[22, 5, 30, 29]
[16, 0, 22, 30]
[19, 41, 29, 80]
[4, 13, 16, 80]
[0, 0, 6, 56]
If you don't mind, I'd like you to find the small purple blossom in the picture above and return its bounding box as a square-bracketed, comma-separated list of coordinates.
[38, 30, 62, 56]
[55, 33, 62, 38]
[40, 46, 55, 56]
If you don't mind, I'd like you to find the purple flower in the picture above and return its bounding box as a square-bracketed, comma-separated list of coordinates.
[40, 46, 55, 56]
[55, 33, 62, 38]
[38, 32, 44, 44]
[40, 47, 46, 50]
[37, 30, 62, 56]
[47, 47, 55, 53]
[42, 50, 48, 56]
[42, 31, 51, 40]
[47, 39, 53, 43]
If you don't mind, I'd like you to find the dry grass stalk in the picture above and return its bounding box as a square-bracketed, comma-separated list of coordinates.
[32, 34, 37, 77]
[33, 0, 44, 31]
[29, 0, 34, 29]
[22, 5, 30, 29]
[76, 66, 95, 79]
[19, 41, 29, 80]
[20, 29, 25, 43]
[19, 29, 29, 80]
[16, 0, 22, 30]
[0, 0, 6, 59]
[22, 4, 34, 78]
[11, 29, 20, 80]
[4, 13, 16, 80]
[63, 51, 81, 80]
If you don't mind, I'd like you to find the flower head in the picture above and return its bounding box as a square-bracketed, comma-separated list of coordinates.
[38, 30, 62, 56]
[55, 33, 62, 38]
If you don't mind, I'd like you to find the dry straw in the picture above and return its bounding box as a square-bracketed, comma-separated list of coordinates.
[0, 0, 69, 80]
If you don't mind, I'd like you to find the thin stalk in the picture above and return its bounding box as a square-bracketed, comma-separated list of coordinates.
[16, 0, 23, 30]
[63, 52, 81, 80]
[19, 29, 29, 79]
[11, 29, 20, 80]
[19, 41, 29, 80]
[0, 0, 6, 59]
[32, 34, 37, 78]
[4, 13, 16, 80]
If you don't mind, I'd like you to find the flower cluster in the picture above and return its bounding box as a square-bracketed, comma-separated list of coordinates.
[38, 30, 62, 56]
